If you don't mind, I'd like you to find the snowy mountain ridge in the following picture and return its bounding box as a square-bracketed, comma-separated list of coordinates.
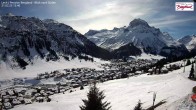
[0, 14, 111, 69]
[178, 35, 196, 50]
[0, 14, 191, 70]
[85, 18, 188, 57]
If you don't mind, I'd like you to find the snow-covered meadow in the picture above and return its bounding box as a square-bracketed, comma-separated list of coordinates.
[0, 57, 109, 80]
[11, 63, 195, 110]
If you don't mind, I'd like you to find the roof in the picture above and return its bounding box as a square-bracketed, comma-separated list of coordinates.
[191, 94, 196, 101]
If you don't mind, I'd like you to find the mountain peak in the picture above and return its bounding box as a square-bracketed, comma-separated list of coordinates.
[84, 29, 100, 36]
[5, 13, 15, 16]
[43, 19, 58, 24]
[162, 32, 174, 41]
[178, 34, 196, 50]
[129, 18, 149, 28]
[113, 27, 119, 31]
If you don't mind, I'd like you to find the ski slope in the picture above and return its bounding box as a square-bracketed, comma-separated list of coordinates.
[12, 64, 195, 110]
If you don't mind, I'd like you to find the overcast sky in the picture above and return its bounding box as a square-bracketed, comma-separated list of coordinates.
[0, 0, 196, 39]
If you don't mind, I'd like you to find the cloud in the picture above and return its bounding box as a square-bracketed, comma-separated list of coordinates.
[58, 0, 157, 34]
[1, 0, 196, 37]
[150, 16, 196, 28]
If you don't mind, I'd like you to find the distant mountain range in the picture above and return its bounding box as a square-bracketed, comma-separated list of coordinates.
[0, 14, 195, 69]
[85, 18, 192, 57]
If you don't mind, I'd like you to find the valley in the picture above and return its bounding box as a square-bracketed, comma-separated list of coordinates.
[0, 13, 196, 110]
[0, 58, 195, 110]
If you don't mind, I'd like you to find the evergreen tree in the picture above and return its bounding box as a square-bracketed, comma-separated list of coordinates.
[189, 63, 194, 79]
[80, 83, 111, 110]
[123, 56, 127, 62]
[15, 56, 28, 69]
[132, 67, 136, 73]
[134, 100, 142, 110]
[186, 59, 191, 66]
[80, 85, 84, 90]
[158, 66, 162, 74]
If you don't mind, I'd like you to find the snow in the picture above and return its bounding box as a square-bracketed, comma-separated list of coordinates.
[178, 35, 196, 51]
[129, 53, 164, 60]
[86, 29, 120, 47]
[164, 94, 196, 110]
[0, 57, 108, 80]
[85, 19, 176, 51]
[12, 63, 195, 110]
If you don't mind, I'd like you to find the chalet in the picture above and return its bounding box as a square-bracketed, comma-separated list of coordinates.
[7, 90, 15, 96]
[12, 99, 21, 105]
[4, 102, 12, 109]
[46, 91, 54, 95]
[4, 98, 10, 103]
[2, 95, 10, 100]
[72, 84, 80, 88]
[34, 93, 41, 97]
[24, 91, 32, 98]
[162, 67, 168, 73]
[40, 90, 45, 94]
[148, 69, 153, 74]
[17, 97, 24, 102]
[9, 96, 17, 99]
[48, 88, 57, 93]
[35, 97, 44, 102]
[60, 82, 68, 86]
[42, 92, 48, 96]
[135, 71, 142, 75]
[0, 91, 6, 97]
[128, 73, 135, 77]
[24, 99, 32, 104]
[18, 93, 23, 97]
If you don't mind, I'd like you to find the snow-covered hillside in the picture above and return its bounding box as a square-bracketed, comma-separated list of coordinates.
[178, 35, 196, 51]
[0, 14, 111, 69]
[11, 61, 195, 110]
[129, 53, 164, 60]
[85, 19, 188, 56]
[0, 57, 108, 80]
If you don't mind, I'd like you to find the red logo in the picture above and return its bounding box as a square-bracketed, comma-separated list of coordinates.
[175, 2, 194, 11]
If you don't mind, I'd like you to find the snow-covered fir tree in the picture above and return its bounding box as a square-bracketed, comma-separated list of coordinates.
[80, 83, 111, 110]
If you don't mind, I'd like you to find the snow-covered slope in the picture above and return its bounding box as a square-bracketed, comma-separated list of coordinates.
[12, 62, 195, 110]
[129, 53, 165, 60]
[85, 19, 173, 50]
[178, 35, 196, 51]
[165, 94, 196, 110]
[85, 19, 188, 56]
[0, 14, 111, 69]
[0, 56, 108, 80]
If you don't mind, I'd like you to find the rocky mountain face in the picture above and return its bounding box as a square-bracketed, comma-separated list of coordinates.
[0, 14, 192, 69]
[111, 43, 142, 59]
[178, 35, 196, 51]
[0, 14, 111, 68]
[178, 35, 196, 57]
[85, 18, 189, 57]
